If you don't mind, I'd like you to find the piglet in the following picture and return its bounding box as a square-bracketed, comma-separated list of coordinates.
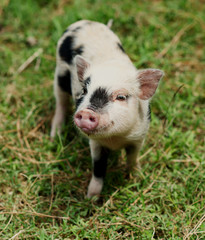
[51, 20, 164, 198]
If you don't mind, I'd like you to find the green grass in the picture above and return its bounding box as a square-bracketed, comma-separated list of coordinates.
[0, 0, 205, 239]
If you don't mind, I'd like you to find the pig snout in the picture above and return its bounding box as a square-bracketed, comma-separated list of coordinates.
[74, 109, 99, 133]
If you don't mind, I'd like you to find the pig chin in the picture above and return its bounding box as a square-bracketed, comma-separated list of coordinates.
[84, 120, 132, 139]
[76, 125, 110, 138]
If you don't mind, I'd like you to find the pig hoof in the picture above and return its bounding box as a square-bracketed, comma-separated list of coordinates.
[87, 176, 103, 198]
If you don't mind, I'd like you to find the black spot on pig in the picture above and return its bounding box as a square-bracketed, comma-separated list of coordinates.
[148, 104, 151, 121]
[75, 78, 91, 108]
[81, 77, 91, 96]
[93, 147, 110, 178]
[58, 70, 72, 95]
[75, 96, 84, 108]
[59, 36, 84, 64]
[59, 36, 73, 64]
[117, 43, 125, 53]
[89, 87, 109, 110]
[84, 77, 91, 86]
[73, 45, 84, 56]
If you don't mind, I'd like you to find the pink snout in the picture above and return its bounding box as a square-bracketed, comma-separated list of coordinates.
[74, 109, 99, 133]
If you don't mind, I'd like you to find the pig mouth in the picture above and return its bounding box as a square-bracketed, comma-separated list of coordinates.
[80, 121, 114, 137]
[81, 127, 94, 134]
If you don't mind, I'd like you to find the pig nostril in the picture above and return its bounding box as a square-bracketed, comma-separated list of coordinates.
[89, 117, 95, 122]
[77, 114, 82, 120]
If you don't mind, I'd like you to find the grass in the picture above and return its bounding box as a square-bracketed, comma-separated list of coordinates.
[0, 0, 204, 239]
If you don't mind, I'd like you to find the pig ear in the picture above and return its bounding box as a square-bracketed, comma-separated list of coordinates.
[137, 69, 164, 100]
[75, 55, 90, 82]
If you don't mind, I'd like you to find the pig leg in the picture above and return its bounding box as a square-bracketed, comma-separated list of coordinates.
[87, 140, 110, 198]
[125, 140, 144, 171]
[51, 70, 70, 138]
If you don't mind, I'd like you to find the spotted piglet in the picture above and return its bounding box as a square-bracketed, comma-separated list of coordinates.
[51, 20, 164, 198]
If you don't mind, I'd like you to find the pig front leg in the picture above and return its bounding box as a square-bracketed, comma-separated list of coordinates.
[87, 140, 110, 198]
[125, 140, 144, 171]
[51, 74, 70, 138]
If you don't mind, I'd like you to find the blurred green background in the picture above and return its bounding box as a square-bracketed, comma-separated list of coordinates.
[0, 0, 204, 239]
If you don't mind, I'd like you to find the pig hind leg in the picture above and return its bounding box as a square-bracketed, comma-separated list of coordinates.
[125, 140, 144, 171]
[51, 69, 70, 138]
[87, 140, 110, 198]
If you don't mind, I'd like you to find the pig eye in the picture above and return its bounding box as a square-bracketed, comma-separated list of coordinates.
[116, 95, 127, 101]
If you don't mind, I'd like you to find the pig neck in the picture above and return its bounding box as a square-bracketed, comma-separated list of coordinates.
[96, 135, 132, 150]
[94, 126, 148, 151]
[95, 134, 144, 151]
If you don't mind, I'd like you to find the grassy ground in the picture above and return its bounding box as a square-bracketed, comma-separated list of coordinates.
[0, 0, 205, 239]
